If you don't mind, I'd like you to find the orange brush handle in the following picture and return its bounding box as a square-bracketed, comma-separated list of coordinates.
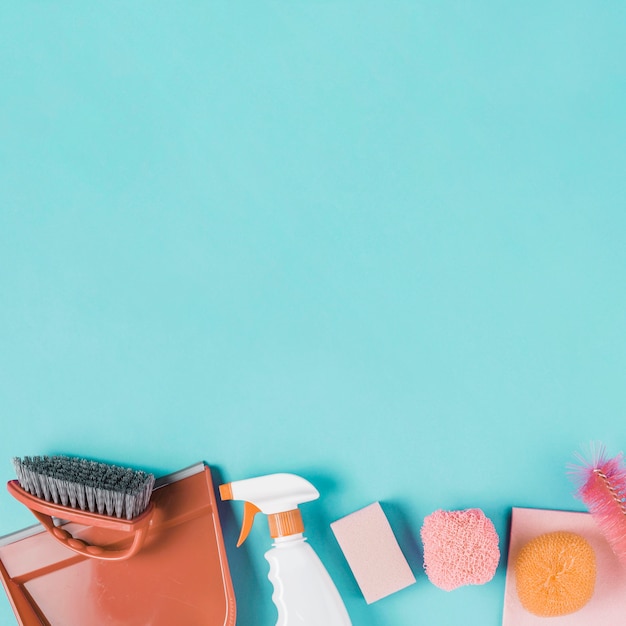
[7, 480, 154, 561]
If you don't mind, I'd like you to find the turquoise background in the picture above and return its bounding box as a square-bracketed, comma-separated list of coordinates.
[1, 2, 625, 624]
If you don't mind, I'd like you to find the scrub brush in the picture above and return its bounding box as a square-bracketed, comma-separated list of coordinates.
[12, 455, 154, 520]
[569, 444, 626, 566]
[8, 455, 156, 561]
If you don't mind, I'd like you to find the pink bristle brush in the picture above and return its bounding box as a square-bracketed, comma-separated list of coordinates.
[569, 443, 626, 566]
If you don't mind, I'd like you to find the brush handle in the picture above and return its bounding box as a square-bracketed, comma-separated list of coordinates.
[29, 509, 152, 561]
[7, 480, 154, 561]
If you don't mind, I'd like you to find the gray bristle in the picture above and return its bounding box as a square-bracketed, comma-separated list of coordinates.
[13, 456, 155, 520]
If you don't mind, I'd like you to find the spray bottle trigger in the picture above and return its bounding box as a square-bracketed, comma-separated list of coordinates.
[237, 502, 262, 547]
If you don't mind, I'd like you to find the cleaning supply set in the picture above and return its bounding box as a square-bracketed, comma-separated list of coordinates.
[3, 441, 626, 625]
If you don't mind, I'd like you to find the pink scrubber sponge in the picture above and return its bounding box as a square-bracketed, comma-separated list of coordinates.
[421, 508, 500, 591]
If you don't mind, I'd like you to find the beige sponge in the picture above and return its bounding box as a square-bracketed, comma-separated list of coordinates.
[330, 502, 416, 604]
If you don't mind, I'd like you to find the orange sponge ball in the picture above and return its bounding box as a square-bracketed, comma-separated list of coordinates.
[515, 531, 596, 617]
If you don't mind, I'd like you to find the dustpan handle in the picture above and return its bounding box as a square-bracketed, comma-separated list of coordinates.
[0, 559, 45, 625]
[29, 508, 153, 561]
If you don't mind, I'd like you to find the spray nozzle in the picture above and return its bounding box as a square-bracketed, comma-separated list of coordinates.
[219, 473, 320, 546]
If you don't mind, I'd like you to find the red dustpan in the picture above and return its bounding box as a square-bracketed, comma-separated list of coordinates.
[0, 463, 236, 626]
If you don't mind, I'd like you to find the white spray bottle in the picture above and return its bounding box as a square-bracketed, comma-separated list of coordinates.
[219, 473, 352, 626]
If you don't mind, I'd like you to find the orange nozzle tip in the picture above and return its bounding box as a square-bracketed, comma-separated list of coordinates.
[219, 483, 233, 501]
[236, 502, 262, 547]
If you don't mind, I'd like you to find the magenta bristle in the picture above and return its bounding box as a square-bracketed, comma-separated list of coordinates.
[570, 446, 626, 566]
